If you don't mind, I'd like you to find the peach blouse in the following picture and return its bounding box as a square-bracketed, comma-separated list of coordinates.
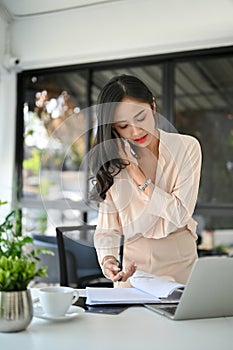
[94, 129, 202, 266]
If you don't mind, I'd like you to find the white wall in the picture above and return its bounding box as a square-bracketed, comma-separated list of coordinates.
[1, 0, 233, 206]
[0, 13, 17, 213]
[11, 0, 233, 69]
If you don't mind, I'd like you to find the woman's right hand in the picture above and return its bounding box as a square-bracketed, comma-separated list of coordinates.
[102, 256, 137, 283]
[114, 132, 138, 166]
[113, 132, 147, 187]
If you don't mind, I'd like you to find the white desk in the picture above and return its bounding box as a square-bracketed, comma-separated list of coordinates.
[1, 302, 233, 350]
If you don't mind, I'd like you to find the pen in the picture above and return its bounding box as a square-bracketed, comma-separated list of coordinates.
[118, 235, 124, 271]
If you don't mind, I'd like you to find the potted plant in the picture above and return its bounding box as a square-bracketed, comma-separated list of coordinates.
[0, 200, 52, 332]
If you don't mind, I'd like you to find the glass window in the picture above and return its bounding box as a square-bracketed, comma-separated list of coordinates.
[175, 56, 233, 229]
[21, 70, 97, 234]
[92, 65, 163, 110]
[17, 49, 233, 236]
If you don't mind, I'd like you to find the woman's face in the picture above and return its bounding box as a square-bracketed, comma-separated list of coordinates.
[112, 97, 156, 148]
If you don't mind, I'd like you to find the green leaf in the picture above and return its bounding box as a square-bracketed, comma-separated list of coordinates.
[0, 205, 52, 291]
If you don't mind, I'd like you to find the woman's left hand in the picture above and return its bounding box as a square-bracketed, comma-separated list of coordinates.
[112, 260, 137, 283]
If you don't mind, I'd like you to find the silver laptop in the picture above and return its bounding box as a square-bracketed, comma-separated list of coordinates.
[145, 257, 233, 320]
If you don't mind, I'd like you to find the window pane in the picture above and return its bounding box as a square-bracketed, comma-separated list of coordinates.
[92, 65, 163, 111]
[21, 70, 95, 233]
[175, 57, 233, 229]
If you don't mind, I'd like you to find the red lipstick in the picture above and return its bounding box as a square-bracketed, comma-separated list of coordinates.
[134, 135, 147, 144]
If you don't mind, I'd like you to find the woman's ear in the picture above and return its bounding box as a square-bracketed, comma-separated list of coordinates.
[152, 97, 156, 112]
[112, 126, 120, 138]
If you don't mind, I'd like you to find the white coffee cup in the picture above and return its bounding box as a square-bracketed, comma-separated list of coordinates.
[39, 286, 79, 317]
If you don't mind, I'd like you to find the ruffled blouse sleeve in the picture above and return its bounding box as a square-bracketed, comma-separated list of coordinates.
[94, 190, 123, 264]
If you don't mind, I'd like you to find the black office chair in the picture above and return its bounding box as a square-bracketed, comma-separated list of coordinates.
[56, 225, 113, 288]
[32, 234, 60, 284]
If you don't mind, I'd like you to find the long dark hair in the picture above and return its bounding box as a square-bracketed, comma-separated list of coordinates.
[89, 74, 154, 201]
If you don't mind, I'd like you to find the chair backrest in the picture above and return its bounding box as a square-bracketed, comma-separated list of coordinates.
[56, 225, 111, 288]
[32, 234, 60, 284]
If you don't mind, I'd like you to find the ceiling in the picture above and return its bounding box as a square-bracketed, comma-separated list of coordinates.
[0, 0, 122, 18]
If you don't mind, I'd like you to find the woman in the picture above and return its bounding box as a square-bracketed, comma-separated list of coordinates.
[89, 74, 202, 286]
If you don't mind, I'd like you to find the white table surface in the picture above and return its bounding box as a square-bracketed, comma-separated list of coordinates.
[1, 289, 233, 350]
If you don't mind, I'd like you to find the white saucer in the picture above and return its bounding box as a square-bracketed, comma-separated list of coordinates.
[33, 305, 85, 321]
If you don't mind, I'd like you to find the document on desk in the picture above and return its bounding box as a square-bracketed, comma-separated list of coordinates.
[86, 287, 161, 305]
[130, 270, 185, 298]
[86, 270, 185, 305]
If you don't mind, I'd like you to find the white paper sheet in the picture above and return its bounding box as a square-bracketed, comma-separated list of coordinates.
[130, 270, 185, 298]
[86, 287, 161, 305]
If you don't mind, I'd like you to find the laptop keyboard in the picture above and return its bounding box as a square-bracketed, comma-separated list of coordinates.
[160, 306, 177, 315]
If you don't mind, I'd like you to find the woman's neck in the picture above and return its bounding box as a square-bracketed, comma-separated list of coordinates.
[137, 128, 160, 158]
